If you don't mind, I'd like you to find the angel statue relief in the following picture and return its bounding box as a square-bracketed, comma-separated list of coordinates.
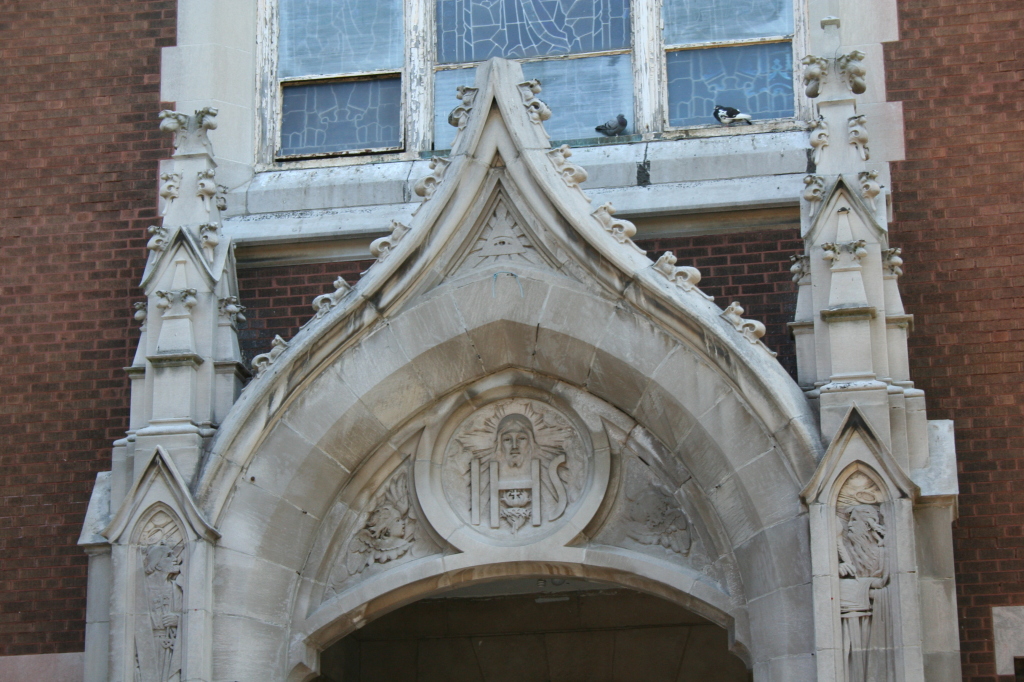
[459, 405, 571, 534]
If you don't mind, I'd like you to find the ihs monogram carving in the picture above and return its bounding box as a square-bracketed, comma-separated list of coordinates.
[447, 85, 479, 131]
[517, 79, 552, 124]
[134, 510, 185, 682]
[835, 472, 890, 682]
[442, 400, 587, 538]
[626, 489, 691, 556]
[346, 470, 418, 575]
[848, 115, 870, 161]
[465, 202, 540, 269]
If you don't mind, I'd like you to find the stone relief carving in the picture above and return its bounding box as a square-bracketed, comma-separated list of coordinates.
[159, 106, 218, 155]
[823, 238, 868, 267]
[134, 509, 185, 682]
[413, 157, 450, 201]
[198, 223, 219, 261]
[134, 301, 148, 329]
[346, 470, 418, 575]
[653, 252, 713, 299]
[158, 172, 181, 215]
[441, 399, 587, 538]
[215, 184, 228, 212]
[883, 248, 904, 277]
[464, 200, 541, 269]
[251, 335, 289, 378]
[311, 277, 351, 319]
[837, 50, 868, 95]
[836, 471, 891, 682]
[720, 302, 769, 347]
[196, 169, 217, 212]
[801, 55, 829, 98]
[803, 174, 826, 203]
[626, 489, 691, 556]
[848, 115, 870, 161]
[790, 254, 810, 284]
[146, 225, 169, 252]
[858, 170, 882, 207]
[369, 220, 410, 262]
[546, 144, 589, 193]
[592, 202, 645, 255]
[517, 79, 552, 124]
[217, 296, 246, 324]
[810, 117, 830, 166]
[447, 85, 479, 130]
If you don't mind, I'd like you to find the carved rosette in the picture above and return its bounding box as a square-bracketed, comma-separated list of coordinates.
[439, 399, 589, 542]
[134, 509, 185, 682]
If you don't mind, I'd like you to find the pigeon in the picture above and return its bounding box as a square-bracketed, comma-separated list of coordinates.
[595, 114, 628, 137]
[713, 105, 752, 125]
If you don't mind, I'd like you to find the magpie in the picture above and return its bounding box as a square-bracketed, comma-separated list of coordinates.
[713, 105, 752, 125]
[595, 114, 628, 136]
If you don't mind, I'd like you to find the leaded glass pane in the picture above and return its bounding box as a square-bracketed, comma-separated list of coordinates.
[432, 54, 632, 148]
[280, 78, 403, 156]
[663, 0, 792, 46]
[666, 43, 793, 127]
[437, 0, 630, 64]
[279, 0, 404, 78]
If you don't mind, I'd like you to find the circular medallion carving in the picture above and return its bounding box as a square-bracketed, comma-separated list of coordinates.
[440, 398, 590, 541]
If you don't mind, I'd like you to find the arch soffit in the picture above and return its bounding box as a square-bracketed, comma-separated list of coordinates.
[195, 58, 822, 528]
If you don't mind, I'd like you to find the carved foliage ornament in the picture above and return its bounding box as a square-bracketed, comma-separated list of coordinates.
[217, 296, 246, 324]
[147, 225, 170, 252]
[346, 470, 418, 575]
[517, 79, 552, 124]
[311, 277, 351, 319]
[414, 157, 450, 201]
[858, 170, 881, 207]
[803, 174, 826, 203]
[159, 107, 218, 156]
[447, 85, 479, 131]
[837, 50, 868, 95]
[546, 144, 589, 194]
[883, 247, 904, 277]
[369, 220, 410, 262]
[789, 254, 810, 284]
[835, 471, 890, 682]
[251, 335, 289, 378]
[134, 509, 185, 682]
[626, 489, 691, 556]
[810, 117, 829, 166]
[442, 399, 587, 539]
[154, 289, 197, 316]
[720, 301, 768, 347]
[801, 55, 829, 98]
[592, 202, 645, 255]
[822, 238, 868, 267]
[848, 115, 870, 161]
[653, 252, 713, 299]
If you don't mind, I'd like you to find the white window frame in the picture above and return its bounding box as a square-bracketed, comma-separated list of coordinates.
[255, 0, 809, 170]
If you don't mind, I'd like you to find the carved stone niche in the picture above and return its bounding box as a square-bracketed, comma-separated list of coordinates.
[414, 379, 616, 552]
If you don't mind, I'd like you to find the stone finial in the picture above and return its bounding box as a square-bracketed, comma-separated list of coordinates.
[517, 79, 551, 124]
[369, 221, 410, 262]
[413, 157, 450, 201]
[147, 225, 170, 252]
[158, 107, 218, 156]
[592, 202, 644, 254]
[720, 301, 769, 346]
[801, 55, 829, 98]
[837, 50, 868, 95]
[653, 252, 713, 299]
[809, 117, 829, 166]
[447, 85, 479, 130]
[311, 277, 352, 319]
[251, 335, 289, 378]
[546, 144, 589, 193]
[848, 115, 870, 161]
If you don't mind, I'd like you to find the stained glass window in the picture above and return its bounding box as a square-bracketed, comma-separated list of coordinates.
[666, 43, 793, 127]
[437, 0, 630, 64]
[663, 0, 792, 46]
[280, 78, 403, 156]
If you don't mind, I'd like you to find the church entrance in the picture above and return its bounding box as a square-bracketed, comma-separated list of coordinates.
[314, 578, 751, 682]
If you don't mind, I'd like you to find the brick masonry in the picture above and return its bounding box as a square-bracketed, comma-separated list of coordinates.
[0, 0, 176, 656]
[885, 1, 1024, 680]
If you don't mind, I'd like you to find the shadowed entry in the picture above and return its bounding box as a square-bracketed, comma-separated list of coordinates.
[314, 579, 750, 681]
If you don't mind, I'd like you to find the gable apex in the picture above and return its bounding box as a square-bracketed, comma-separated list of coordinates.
[805, 174, 886, 245]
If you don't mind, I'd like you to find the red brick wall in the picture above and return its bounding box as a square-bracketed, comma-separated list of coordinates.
[0, 0, 175, 656]
[886, 1, 1024, 680]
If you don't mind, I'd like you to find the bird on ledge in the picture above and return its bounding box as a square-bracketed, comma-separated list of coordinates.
[596, 114, 628, 136]
[713, 105, 753, 125]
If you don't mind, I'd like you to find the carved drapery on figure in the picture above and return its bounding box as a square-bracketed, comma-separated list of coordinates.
[134, 509, 185, 682]
[836, 471, 892, 682]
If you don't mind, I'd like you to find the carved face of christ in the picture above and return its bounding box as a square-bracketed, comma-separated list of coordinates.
[496, 414, 535, 470]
